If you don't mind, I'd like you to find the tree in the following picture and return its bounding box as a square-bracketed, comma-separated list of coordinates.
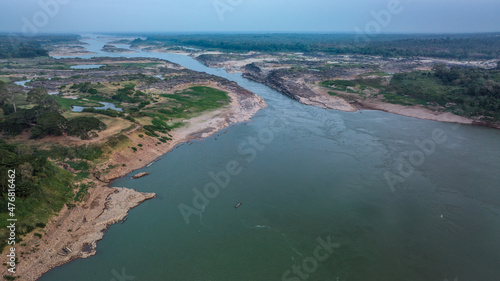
[432, 63, 449, 82]
[0, 81, 24, 113]
[66, 117, 106, 140]
[27, 87, 47, 102]
[27, 88, 60, 112]
[0, 111, 30, 135]
[30, 111, 67, 139]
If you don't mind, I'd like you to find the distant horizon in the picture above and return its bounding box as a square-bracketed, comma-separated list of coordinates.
[1, 0, 499, 35]
[3, 31, 500, 36]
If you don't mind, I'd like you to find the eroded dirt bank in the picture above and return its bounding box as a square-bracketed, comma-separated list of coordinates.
[1, 81, 266, 281]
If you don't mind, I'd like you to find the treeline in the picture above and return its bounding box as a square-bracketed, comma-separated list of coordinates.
[0, 138, 105, 250]
[133, 33, 500, 60]
[0, 40, 47, 59]
[0, 139, 76, 250]
[0, 83, 106, 139]
[0, 34, 80, 59]
[390, 64, 500, 120]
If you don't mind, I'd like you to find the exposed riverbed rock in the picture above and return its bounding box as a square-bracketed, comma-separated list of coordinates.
[9, 186, 155, 281]
[132, 172, 149, 179]
[242, 63, 356, 111]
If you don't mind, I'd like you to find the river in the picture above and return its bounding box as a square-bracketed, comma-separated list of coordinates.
[39, 35, 500, 281]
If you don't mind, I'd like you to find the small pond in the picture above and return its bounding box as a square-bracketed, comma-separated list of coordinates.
[71, 101, 123, 112]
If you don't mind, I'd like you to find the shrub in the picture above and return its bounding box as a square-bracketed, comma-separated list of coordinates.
[66, 117, 106, 140]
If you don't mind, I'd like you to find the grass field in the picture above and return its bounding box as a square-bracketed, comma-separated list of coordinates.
[55, 97, 104, 110]
[158, 86, 230, 119]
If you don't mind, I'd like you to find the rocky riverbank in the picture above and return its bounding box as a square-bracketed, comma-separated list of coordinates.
[0, 63, 266, 281]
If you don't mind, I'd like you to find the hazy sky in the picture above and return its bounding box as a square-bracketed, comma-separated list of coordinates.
[1, 0, 499, 34]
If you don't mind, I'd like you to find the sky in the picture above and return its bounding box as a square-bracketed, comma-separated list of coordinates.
[1, 0, 499, 34]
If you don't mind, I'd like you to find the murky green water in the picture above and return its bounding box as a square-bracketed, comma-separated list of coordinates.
[39, 36, 500, 281]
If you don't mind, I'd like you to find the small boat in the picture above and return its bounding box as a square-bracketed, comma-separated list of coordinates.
[235, 202, 242, 208]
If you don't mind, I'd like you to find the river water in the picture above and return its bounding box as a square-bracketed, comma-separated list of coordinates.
[39, 36, 500, 281]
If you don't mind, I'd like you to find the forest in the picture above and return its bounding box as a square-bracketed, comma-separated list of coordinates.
[0, 82, 106, 249]
[0, 34, 80, 59]
[0, 84, 107, 139]
[322, 64, 500, 121]
[389, 64, 500, 120]
[132, 33, 500, 60]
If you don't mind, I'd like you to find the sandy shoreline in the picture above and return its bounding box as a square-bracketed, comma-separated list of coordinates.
[193, 53, 499, 130]
[1, 83, 266, 280]
[306, 82, 485, 127]
[239, 63, 499, 129]
[311, 84, 500, 129]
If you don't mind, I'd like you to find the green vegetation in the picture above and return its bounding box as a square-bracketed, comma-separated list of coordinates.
[359, 71, 390, 78]
[0, 141, 104, 251]
[1, 87, 107, 139]
[104, 134, 130, 150]
[70, 82, 100, 95]
[86, 95, 116, 103]
[30, 111, 67, 139]
[74, 183, 92, 202]
[0, 53, 238, 254]
[321, 80, 358, 92]
[134, 33, 500, 59]
[66, 117, 107, 140]
[43, 145, 103, 161]
[112, 84, 143, 104]
[101, 85, 231, 139]
[159, 86, 229, 118]
[381, 92, 426, 106]
[82, 108, 124, 118]
[320, 77, 385, 96]
[67, 160, 90, 171]
[0, 34, 80, 59]
[54, 96, 104, 111]
[389, 65, 500, 120]
[0, 140, 74, 250]
[0, 77, 18, 84]
[0, 36, 48, 59]
[321, 64, 500, 121]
